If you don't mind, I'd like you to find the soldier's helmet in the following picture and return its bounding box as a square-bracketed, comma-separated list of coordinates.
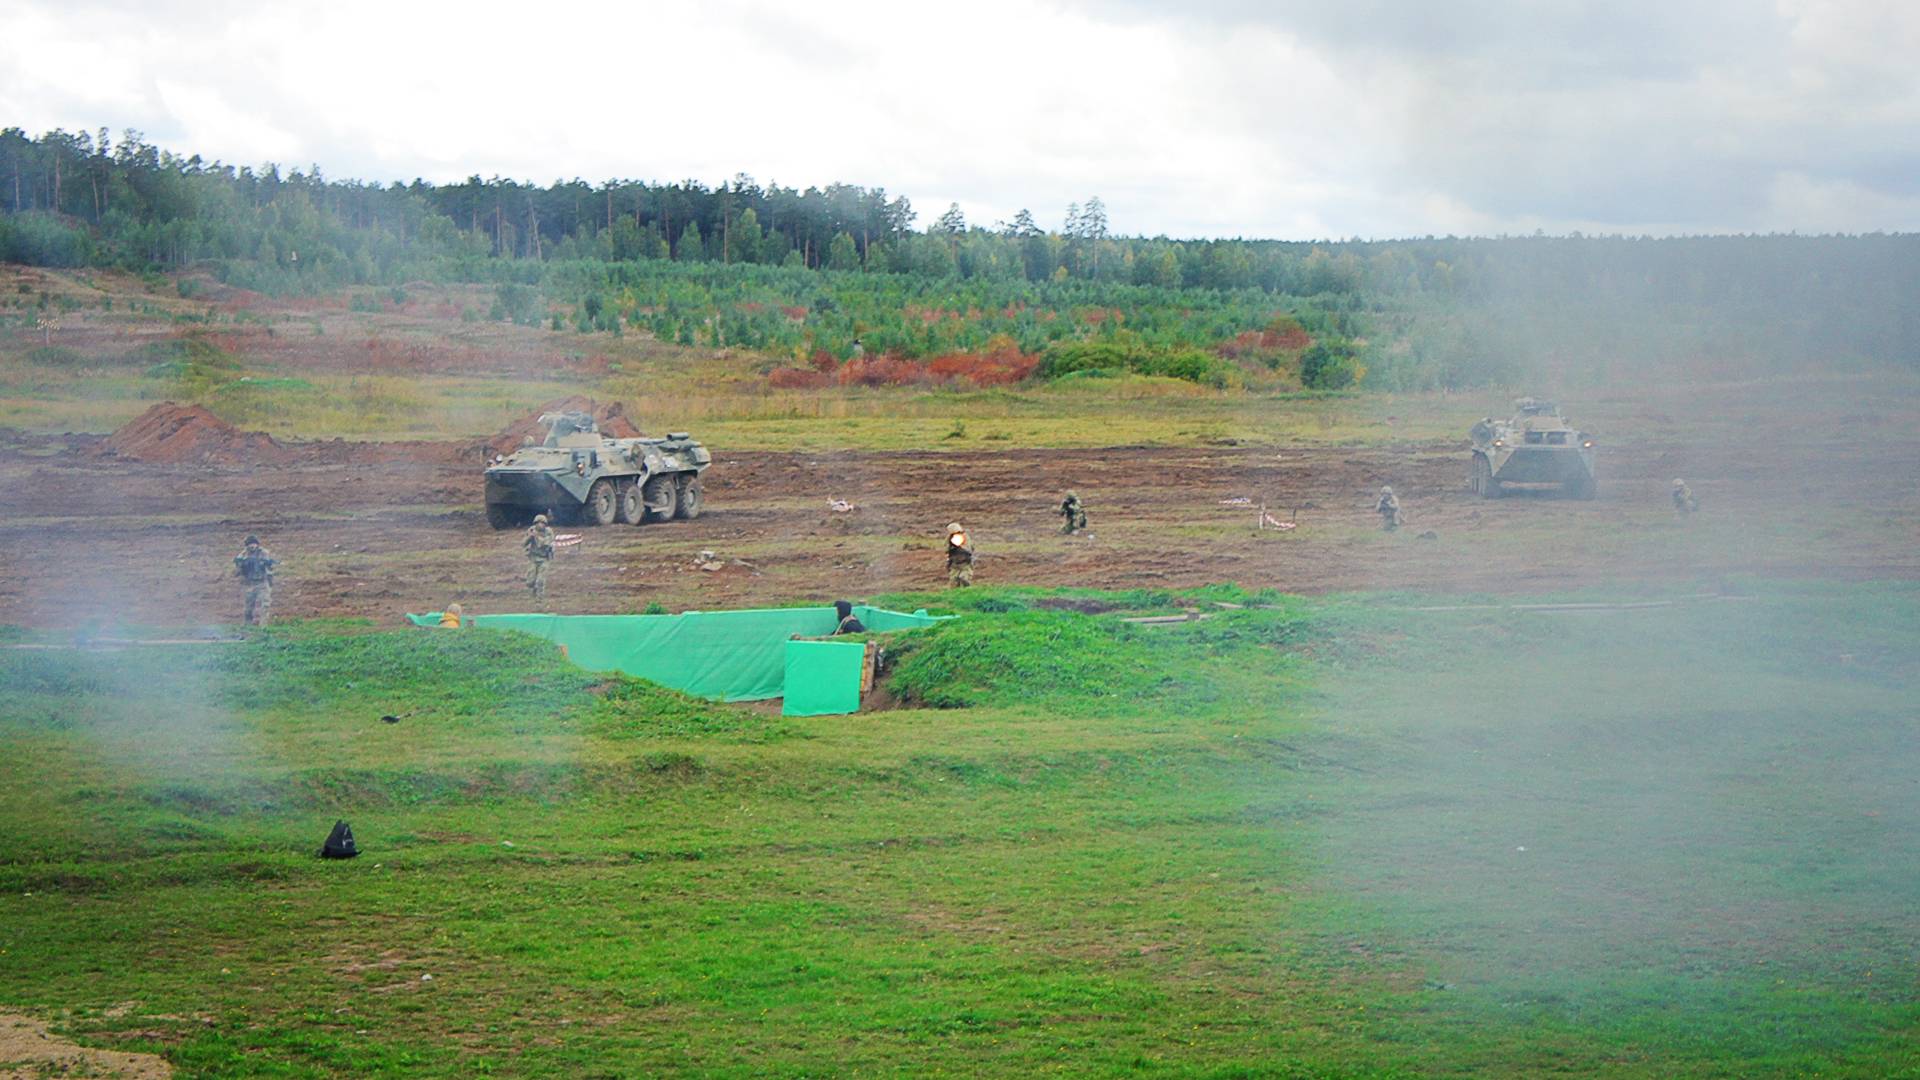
[946, 522, 964, 534]
[1065, 490, 1079, 500]
[1672, 478, 1685, 487]
[533, 513, 549, 525]
[1380, 485, 1393, 495]
[244, 534, 260, 546]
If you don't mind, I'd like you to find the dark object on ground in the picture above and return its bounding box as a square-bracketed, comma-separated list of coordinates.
[380, 712, 410, 724]
[320, 819, 359, 859]
[1416, 530, 1439, 540]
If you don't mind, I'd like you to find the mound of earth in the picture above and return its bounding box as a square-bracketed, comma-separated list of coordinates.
[100, 402, 287, 465]
[488, 396, 642, 456]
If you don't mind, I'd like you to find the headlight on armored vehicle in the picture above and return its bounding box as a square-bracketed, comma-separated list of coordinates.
[1583, 439, 1594, 448]
[1492, 439, 1504, 447]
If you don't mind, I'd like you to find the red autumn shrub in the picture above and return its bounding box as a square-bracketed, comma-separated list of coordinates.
[1263, 315, 1312, 351]
[1217, 330, 1267, 359]
[838, 354, 928, 387]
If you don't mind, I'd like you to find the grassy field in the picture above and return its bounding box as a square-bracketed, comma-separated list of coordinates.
[9, 266, 1916, 451]
[1, 583, 1913, 1076]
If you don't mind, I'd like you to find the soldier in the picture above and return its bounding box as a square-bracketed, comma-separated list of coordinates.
[831, 600, 867, 635]
[849, 337, 864, 359]
[1672, 478, 1698, 514]
[1375, 485, 1402, 531]
[1059, 491, 1087, 535]
[524, 514, 557, 599]
[233, 534, 276, 626]
[438, 603, 465, 629]
[945, 522, 974, 588]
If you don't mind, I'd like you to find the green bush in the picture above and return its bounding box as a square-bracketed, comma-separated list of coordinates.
[1038, 339, 1230, 387]
[1300, 340, 1361, 390]
[0, 212, 93, 267]
[136, 334, 243, 390]
[887, 610, 1172, 709]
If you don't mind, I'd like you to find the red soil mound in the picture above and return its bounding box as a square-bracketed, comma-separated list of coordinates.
[100, 402, 287, 464]
[487, 397, 642, 456]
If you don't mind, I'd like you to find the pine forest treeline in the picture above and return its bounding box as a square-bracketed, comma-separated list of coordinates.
[2, 126, 1916, 389]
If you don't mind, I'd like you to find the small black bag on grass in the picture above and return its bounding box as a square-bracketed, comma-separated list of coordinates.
[320, 819, 359, 859]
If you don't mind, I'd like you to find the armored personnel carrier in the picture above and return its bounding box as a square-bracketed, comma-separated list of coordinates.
[1468, 397, 1596, 499]
[484, 411, 711, 528]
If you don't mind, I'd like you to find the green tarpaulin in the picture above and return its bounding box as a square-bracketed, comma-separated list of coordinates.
[782, 641, 867, 717]
[406, 605, 944, 703]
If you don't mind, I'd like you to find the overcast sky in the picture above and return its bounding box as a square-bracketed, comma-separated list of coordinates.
[2, 0, 1916, 239]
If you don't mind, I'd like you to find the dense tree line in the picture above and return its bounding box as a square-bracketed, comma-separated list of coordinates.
[3, 127, 1916, 388]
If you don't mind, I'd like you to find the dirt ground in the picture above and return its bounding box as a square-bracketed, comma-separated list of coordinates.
[0, 1012, 171, 1078]
[2, 404, 1916, 629]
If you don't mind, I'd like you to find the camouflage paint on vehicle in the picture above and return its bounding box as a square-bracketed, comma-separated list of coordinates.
[484, 412, 712, 529]
[1468, 398, 1597, 499]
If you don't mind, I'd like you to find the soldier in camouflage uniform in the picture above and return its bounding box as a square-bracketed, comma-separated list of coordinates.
[945, 522, 975, 588]
[233, 534, 277, 626]
[1375, 485, 1402, 531]
[1059, 491, 1087, 535]
[1672, 478, 1698, 514]
[524, 514, 556, 599]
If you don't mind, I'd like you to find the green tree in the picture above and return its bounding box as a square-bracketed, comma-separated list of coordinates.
[826, 231, 860, 271]
[676, 220, 704, 261]
[1300, 340, 1360, 389]
[732, 207, 765, 264]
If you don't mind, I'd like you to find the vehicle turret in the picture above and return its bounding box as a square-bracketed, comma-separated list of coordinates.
[1468, 398, 1597, 499]
[483, 413, 711, 528]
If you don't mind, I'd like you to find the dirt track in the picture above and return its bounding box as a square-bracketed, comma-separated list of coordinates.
[2, 419, 1916, 630]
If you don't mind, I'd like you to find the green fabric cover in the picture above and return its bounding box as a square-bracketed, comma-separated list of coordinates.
[405, 605, 943, 703]
[781, 641, 867, 717]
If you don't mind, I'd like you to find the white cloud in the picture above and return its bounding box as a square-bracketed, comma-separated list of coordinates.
[0, 0, 1915, 236]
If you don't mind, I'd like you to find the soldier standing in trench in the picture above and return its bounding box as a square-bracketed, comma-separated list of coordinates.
[524, 514, 556, 600]
[234, 534, 277, 627]
[945, 522, 975, 588]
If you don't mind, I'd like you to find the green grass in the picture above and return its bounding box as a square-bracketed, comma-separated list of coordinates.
[7, 266, 1920, 451]
[0, 584, 1915, 1076]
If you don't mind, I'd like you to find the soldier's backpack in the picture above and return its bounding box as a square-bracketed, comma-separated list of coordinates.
[320, 819, 359, 859]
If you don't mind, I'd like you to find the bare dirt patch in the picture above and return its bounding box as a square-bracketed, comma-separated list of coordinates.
[2, 392, 1917, 630]
[0, 1012, 171, 1078]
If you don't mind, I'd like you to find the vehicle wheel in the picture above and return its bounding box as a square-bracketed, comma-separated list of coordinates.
[674, 474, 703, 519]
[641, 473, 678, 523]
[485, 502, 519, 530]
[584, 479, 618, 526]
[1472, 454, 1502, 499]
[616, 481, 643, 525]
